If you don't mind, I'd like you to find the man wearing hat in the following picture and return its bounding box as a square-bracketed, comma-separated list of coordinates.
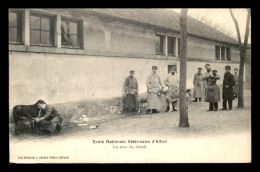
[193, 67, 204, 102]
[164, 66, 179, 112]
[203, 64, 212, 86]
[221, 66, 235, 110]
[146, 66, 165, 114]
[204, 70, 221, 111]
[124, 70, 139, 113]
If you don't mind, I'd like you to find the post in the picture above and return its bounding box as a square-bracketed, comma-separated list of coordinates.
[56, 14, 61, 48]
[179, 8, 190, 127]
[24, 9, 30, 46]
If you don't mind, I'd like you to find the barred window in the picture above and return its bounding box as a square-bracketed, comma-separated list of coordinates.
[221, 46, 226, 60]
[215, 45, 231, 61]
[9, 11, 22, 43]
[215, 45, 220, 60]
[226, 47, 231, 61]
[155, 34, 165, 54]
[30, 13, 54, 46]
[167, 36, 176, 56]
[178, 38, 180, 57]
[61, 19, 82, 48]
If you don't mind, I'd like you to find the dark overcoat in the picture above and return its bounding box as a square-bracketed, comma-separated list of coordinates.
[222, 72, 235, 100]
[205, 75, 220, 102]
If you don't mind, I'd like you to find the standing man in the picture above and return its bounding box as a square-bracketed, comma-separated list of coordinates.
[146, 66, 165, 114]
[33, 100, 63, 134]
[221, 66, 235, 110]
[164, 66, 179, 112]
[233, 68, 239, 98]
[124, 70, 139, 113]
[204, 70, 221, 111]
[193, 67, 204, 102]
[203, 64, 213, 110]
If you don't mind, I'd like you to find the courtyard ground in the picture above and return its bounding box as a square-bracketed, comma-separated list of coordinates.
[9, 89, 251, 163]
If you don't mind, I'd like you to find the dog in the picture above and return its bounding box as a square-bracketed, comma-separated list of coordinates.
[138, 89, 192, 112]
[186, 89, 192, 109]
[12, 103, 39, 134]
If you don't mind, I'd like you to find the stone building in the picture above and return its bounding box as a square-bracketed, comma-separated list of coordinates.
[9, 8, 250, 117]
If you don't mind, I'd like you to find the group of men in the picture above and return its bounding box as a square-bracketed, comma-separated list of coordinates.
[193, 64, 239, 111]
[124, 65, 179, 114]
[124, 64, 239, 114]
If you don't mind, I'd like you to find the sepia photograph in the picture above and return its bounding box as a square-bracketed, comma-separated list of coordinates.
[9, 8, 251, 163]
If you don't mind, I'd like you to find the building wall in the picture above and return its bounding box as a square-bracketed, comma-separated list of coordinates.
[9, 9, 243, 110]
[9, 51, 242, 109]
[83, 15, 156, 58]
[187, 36, 240, 62]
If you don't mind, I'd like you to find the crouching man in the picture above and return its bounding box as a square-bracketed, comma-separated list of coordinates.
[33, 100, 63, 134]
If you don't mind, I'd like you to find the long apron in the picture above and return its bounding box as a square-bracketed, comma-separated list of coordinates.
[147, 75, 162, 110]
[194, 74, 204, 98]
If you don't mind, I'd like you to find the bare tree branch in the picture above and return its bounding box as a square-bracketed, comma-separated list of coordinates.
[229, 9, 242, 48]
[243, 9, 251, 49]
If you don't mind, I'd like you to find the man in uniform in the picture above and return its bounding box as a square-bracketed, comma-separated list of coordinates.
[221, 66, 235, 110]
[193, 67, 204, 102]
[124, 70, 139, 113]
[203, 64, 213, 110]
[164, 66, 179, 112]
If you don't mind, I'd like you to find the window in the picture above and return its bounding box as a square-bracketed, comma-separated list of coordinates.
[155, 34, 164, 54]
[61, 18, 82, 48]
[226, 47, 231, 61]
[221, 46, 225, 60]
[215, 45, 231, 61]
[9, 11, 22, 43]
[178, 38, 180, 57]
[167, 36, 176, 56]
[215, 45, 220, 60]
[155, 34, 179, 56]
[30, 13, 54, 46]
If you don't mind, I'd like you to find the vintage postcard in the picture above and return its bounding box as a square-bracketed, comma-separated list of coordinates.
[9, 8, 251, 163]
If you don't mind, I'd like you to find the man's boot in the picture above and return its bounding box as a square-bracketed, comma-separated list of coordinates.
[172, 103, 177, 111]
[165, 106, 170, 112]
[193, 98, 198, 102]
[152, 109, 159, 113]
[199, 98, 202, 102]
[146, 109, 150, 114]
[207, 103, 214, 111]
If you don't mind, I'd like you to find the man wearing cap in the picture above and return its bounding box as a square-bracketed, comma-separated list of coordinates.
[193, 67, 204, 102]
[204, 70, 221, 111]
[233, 68, 239, 98]
[221, 66, 235, 110]
[124, 70, 139, 113]
[146, 66, 165, 114]
[33, 100, 63, 134]
[164, 66, 179, 112]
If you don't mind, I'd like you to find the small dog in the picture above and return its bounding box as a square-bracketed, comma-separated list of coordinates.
[186, 89, 192, 109]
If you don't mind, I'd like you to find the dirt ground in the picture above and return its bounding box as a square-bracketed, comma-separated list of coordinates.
[9, 89, 251, 163]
